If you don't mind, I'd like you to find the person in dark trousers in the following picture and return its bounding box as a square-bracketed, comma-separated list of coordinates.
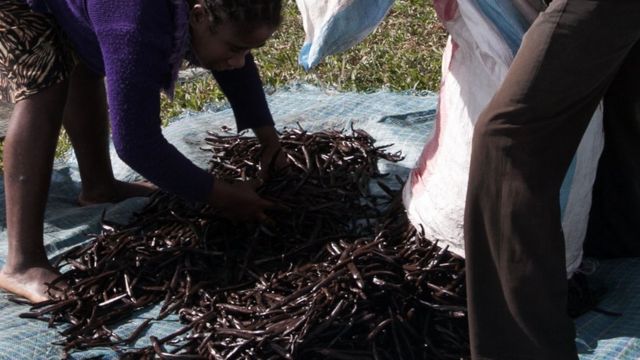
[0, 0, 286, 303]
[464, 1, 640, 359]
[585, 43, 640, 259]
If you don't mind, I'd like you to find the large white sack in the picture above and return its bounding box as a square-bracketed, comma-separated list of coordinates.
[403, 0, 604, 277]
[295, 0, 394, 70]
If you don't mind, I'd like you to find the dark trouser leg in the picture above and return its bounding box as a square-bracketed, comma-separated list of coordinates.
[585, 42, 640, 258]
[463, 1, 640, 359]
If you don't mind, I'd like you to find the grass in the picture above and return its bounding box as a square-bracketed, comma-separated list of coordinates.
[161, 0, 447, 121]
[0, 0, 447, 168]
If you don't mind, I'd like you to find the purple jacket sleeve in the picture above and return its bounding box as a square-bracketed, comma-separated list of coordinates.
[211, 54, 275, 132]
[88, 0, 214, 202]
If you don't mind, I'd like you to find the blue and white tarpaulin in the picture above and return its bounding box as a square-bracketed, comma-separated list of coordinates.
[0, 84, 634, 359]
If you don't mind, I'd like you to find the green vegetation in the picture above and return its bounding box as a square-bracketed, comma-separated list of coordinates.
[161, 0, 447, 121]
[0, 0, 447, 168]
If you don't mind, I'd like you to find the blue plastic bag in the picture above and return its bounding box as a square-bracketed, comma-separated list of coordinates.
[296, 0, 395, 70]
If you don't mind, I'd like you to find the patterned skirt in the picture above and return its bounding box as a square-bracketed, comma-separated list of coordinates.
[0, 0, 76, 103]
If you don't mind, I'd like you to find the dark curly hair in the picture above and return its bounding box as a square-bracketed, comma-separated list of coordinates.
[188, 0, 283, 31]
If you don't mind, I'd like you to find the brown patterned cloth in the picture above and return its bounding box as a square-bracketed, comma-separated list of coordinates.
[0, 0, 76, 103]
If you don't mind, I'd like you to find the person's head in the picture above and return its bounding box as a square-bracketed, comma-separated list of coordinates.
[188, 0, 283, 71]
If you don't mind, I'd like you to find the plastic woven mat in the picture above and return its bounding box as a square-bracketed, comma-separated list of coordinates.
[0, 85, 637, 359]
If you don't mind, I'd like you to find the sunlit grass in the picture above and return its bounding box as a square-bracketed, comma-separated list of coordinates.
[161, 0, 447, 122]
[0, 0, 447, 169]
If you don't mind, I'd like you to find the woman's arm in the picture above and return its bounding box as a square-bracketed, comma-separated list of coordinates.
[211, 53, 275, 132]
[212, 54, 286, 176]
[89, 0, 214, 202]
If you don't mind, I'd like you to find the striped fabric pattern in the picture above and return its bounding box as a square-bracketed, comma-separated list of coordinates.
[0, 0, 75, 103]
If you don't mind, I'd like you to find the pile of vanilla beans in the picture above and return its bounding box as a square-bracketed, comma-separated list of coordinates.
[21, 127, 469, 359]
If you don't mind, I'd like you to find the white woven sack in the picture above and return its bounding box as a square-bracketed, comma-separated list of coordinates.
[295, 0, 394, 70]
[402, 0, 604, 277]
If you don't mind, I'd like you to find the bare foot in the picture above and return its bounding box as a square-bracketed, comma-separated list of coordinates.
[78, 180, 157, 206]
[0, 265, 64, 303]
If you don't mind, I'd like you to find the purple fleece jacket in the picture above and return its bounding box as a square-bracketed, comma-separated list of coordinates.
[28, 0, 275, 202]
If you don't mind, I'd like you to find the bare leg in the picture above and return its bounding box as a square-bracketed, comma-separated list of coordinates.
[0, 82, 68, 303]
[62, 62, 156, 206]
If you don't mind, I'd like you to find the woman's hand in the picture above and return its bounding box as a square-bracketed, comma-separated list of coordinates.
[259, 142, 288, 180]
[253, 125, 288, 179]
[207, 178, 273, 222]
